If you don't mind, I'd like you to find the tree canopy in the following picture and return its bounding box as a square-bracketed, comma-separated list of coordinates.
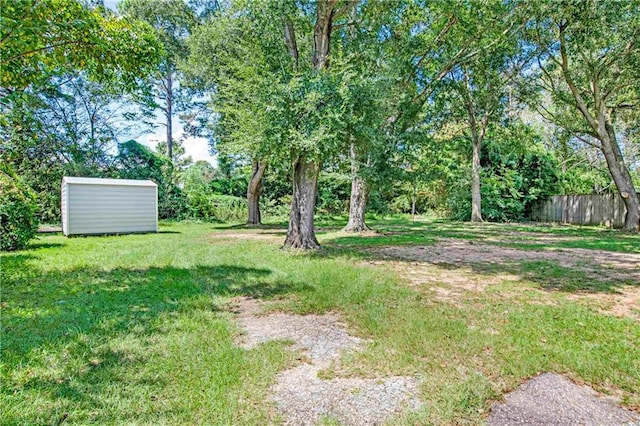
[2, 0, 639, 251]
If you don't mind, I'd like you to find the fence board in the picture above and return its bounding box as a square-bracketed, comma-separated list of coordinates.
[531, 193, 639, 228]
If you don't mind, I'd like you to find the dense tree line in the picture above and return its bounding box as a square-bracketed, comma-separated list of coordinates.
[1, 0, 638, 250]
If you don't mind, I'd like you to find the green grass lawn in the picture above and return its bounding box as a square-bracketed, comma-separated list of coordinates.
[2, 218, 639, 424]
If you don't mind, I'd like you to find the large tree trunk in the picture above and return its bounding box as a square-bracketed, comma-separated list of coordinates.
[471, 135, 483, 222]
[344, 142, 370, 232]
[601, 123, 640, 232]
[283, 158, 320, 249]
[558, 34, 639, 232]
[283, 0, 337, 249]
[247, 160, 267, 226]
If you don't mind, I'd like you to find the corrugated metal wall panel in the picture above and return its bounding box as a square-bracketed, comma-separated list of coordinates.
[66, 182, 157, 235]
[61, 181, 68, 235]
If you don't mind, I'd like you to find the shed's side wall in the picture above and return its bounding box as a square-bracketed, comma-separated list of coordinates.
[67, 184, 157, 235]
[61, 181, 69, 235]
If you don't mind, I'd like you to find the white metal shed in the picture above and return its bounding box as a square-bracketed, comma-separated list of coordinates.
[61, 177, 158, 236]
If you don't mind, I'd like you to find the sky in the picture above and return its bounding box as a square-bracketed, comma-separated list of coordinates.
[103, 0, 216, 166]
[136, 123, 215, 166]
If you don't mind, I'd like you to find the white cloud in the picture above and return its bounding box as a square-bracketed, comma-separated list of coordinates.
[137, 125, 217, 166]
[183, 136, 217, 165]
[103, 0, 119, 11]
[138, 133, 160, 150]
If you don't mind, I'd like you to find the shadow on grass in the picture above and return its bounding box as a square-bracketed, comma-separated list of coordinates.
[1, 254, 38, 269]
[24, 242, 66, 250]
[2, 263, 310, 363]
[315, 221, 639, 294]
[2, 260, 313, 423]
[211, 222, 287, 230]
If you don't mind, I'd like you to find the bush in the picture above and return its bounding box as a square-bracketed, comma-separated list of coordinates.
[158, 183, 189, 220]
[0, 165, 39, 251]
[317, 172, 351, 215]
[447, 126, 560, 222]
[209, 194, 246, 222]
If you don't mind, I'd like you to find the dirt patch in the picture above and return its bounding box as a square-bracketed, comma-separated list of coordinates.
[37, 225, 62, 233]
[369, 238, 639, 318]
[372, 239, 639, 282]
[367, 259, 521, 305]
[234, 298, 422, 425]
[489, 373, 640, 425]
[567, 287, 640, 319]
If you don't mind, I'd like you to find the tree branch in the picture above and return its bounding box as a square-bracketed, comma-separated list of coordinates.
[283, 19, 299, 69]
[558, 24, 599, 134]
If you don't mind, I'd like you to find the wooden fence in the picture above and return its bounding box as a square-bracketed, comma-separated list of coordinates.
[531, 193, 639, 228]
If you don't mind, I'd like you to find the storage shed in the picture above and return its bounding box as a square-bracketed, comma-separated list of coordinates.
[61, 177, 158, 236]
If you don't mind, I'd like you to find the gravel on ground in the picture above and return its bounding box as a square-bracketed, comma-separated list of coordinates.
[234, 297, 422, 425]
[489, 373, 640, 426]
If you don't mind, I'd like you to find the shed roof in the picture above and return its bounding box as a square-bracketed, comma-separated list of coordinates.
[62, 177, 157, 187]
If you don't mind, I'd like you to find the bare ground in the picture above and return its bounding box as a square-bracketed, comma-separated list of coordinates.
[372, 239, 639, 282]
[489, 373, 640, 426]
[367, 238, 640, 319]
[233, 297, 422, 426]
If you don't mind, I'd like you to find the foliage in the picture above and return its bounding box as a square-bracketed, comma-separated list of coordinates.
[118, 0, 200, 162]
[210, 175, 248, 199]
[317, 172, 351, 215]
[448, 125, 560, 221]
[0, 163, 39, 251]
[525, 0, 640, 230]
[1, 0, 161, 224]
[156, 138, 193, 170]
[116, 140, 188, 219]
[0, 0, 161, 90]
[0, 73, 147, 222]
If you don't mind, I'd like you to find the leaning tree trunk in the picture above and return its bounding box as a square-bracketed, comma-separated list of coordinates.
[344, 142, 370, 232]
[247, 160, 267, 226]
[558, 36, 639, 232]
[601, 123, 640, 232]
[283, 158, 320, 249]
[471, 135, 483, 223]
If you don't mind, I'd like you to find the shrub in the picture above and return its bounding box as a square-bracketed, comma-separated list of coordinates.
[209, 194, 246, 222]
[317, 172, 351, 215]
[0, 165, 39, 251]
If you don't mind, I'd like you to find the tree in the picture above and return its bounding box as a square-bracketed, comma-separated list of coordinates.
[0, 74, 144, 221]
[528, 0, 640, 232]
[281, 1, 361, 248]
[156, 137, 193, 170]
[441, 53, 524, 221]
[0, 0, 160, 91]
[335, 2, 395, 232]
[1, 0, 160, 223]
[338, 1, 525, 229]
[187, 3, 280, 226]
[118, 0, 198, 163]
[246, 159, 267, 226]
